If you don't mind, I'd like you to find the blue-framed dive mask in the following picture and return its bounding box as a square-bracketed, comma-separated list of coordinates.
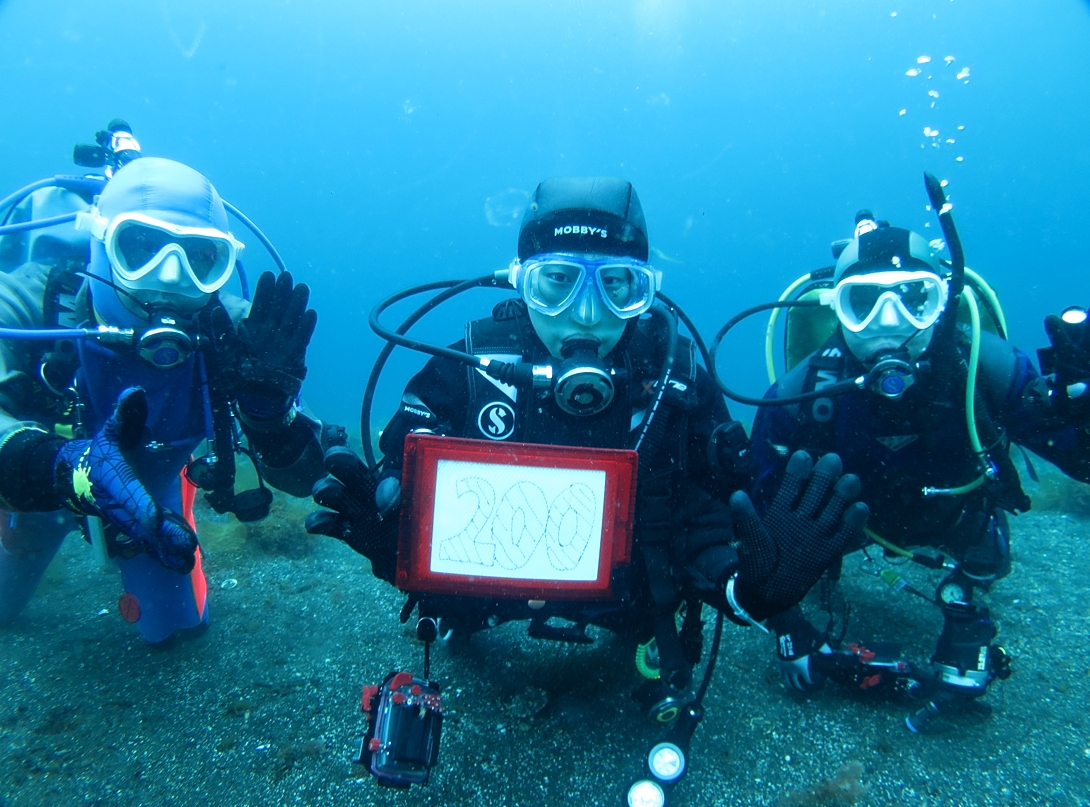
[508, 253, 661, 320]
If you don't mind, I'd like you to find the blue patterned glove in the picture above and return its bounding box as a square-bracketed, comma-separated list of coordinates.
[54, 387, 198, 573]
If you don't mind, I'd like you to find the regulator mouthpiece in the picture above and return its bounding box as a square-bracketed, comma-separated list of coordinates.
[137, 315, 195, 370]
[555, 339, 615, 416]
[867, 354, 917, 400]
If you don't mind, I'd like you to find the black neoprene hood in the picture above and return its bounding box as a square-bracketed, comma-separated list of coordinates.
[517, 177, 649, 262]
[834, 226, 941, 282]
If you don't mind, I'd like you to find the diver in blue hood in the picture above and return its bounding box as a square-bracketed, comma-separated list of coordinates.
[0, 157, 339, 644]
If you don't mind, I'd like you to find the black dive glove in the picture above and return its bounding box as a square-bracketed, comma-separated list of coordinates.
[729, 451, 868, 623]
[1040, 309, 1090, 412]
[305, 446, 398, 583]
[233, 270, 318, 422]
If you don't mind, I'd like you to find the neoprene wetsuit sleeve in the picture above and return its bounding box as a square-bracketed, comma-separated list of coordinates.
[979, 330, 1090, 483]
[242, 410, 330, 497]
[0, 264, 68, 511]
[0, 264, 53, 434]
[675, 364, 746, 605]
[750, 384, 805, 513]
[377, 346, 469, 478]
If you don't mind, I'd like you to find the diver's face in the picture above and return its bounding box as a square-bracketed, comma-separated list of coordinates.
[841, 315, 936, 365]
[527, 266, 629, 358]
[112, 252, 213, 317]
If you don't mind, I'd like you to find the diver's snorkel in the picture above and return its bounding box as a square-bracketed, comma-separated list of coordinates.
[916, 173, 1001, 499]
[924, 172, 966, 351]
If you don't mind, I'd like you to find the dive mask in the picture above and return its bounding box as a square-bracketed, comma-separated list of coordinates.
[822, 270, 947, 334]
[77, 210, 244, 294]
[509, 253, 661, 320]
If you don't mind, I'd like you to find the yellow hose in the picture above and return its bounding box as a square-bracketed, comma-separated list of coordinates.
[766, 273, 815, 384]
[964, 286, 984, 455]
[964, 267, 1008, 338]
[865, 528, 912, 558]
[635, 639, 661, 680]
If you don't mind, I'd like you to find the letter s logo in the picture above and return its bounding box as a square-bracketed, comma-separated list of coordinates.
[477, 401, 516, 440]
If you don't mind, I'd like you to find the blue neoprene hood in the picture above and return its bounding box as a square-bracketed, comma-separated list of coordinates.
[88, 158, 229, 327]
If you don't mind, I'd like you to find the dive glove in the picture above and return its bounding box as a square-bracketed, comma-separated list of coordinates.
[227, 270, 318, 422]
[305, 446, 398, 582]
[54, 387, 198, 573]
[767, 607, 832, 693]
[730, 451, 868, 622]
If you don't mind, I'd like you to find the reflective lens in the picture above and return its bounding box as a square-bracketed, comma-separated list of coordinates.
[844, 280, 934, 321]
[102, 212, 243, 294]
[1062, 306, 1088, 325]
[516, 254, 659, 319]
[114, 221, 232, 282]
[832, 271, 946, 333]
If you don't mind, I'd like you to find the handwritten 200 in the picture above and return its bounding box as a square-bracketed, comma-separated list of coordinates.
[437, 478, 597, 571]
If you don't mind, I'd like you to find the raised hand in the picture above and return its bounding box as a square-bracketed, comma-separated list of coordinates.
[54, 387, 197, 573]
[730, 451, 868, 622]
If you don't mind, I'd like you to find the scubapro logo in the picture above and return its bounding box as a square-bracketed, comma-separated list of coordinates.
[477, 401, 516, 440]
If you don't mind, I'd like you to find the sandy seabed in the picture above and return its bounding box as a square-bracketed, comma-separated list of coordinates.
[2, 465, 1089, 807]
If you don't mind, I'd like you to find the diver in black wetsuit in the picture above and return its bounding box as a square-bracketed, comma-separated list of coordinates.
[750, 210, 1090, 730]
[307, 176, 869, 721]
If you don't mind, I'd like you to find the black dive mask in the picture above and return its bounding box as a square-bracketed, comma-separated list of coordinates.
[554, 339, 615, 416]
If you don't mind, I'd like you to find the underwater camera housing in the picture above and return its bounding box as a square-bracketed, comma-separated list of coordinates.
[73, 119, 142, 175]
[356, 671, 444, 788]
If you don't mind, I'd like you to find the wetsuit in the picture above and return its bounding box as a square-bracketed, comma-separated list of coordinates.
[371, 300, 751, 686]
[752, 327, 1090, 652]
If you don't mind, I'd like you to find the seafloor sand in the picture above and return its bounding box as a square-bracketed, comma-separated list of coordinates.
[2, 461, 1088, 807]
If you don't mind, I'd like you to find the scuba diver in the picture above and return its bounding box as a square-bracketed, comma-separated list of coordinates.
[1036, 301, 1090, 423]
[737, 178, 1090, 731]
[307, 176, 868, 800]
[0, 155, 340, 644]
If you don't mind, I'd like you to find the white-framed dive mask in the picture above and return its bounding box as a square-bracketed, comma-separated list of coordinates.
[77, 209, 244, 295]
[821, 270, 948, 334]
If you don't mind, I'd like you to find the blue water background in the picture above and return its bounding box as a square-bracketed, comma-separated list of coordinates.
[0, 0, 1088, 434]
